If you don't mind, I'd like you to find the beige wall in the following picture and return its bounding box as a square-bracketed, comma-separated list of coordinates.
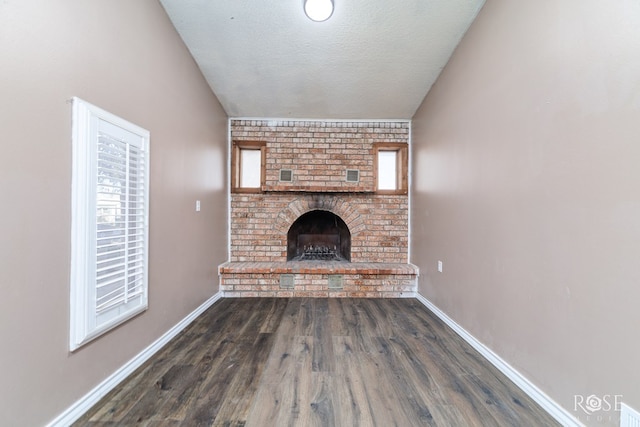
[0, 1, 228, 425]
[411, 0, 640, 425]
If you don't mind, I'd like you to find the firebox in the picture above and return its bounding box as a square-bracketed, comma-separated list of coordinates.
[287, 210, 350, 261]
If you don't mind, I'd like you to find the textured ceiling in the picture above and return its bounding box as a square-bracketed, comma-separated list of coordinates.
[159, 0, 485, 119]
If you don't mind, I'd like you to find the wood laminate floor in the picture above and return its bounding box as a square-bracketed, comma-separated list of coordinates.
[75, 298, 560, 426]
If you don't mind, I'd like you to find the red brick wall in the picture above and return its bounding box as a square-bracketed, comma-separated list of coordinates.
[231, 120, 409, 192]
[230, 119, 409, 264]
[220, 271, 417, 298]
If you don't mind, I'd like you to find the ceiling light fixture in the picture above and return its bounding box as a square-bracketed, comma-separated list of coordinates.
[304, 0, 334, 22]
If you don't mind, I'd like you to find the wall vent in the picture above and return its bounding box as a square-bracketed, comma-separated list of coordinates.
[280, 274, 294, 289]
[621, 403, 640, 427]
[345, 169, 359, 183]
[279, 169, 293, 182]
[328, 275, 343, 289]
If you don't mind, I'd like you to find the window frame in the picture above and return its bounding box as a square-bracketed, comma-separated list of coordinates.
[231, 141, 266, 193]
[373, 142, 408, 195]
[70, 97, 150, 351]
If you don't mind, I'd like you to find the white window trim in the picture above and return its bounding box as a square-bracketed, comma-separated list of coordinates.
[70, 97, 150, 351]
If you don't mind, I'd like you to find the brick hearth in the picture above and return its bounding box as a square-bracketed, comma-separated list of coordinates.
[219, 261, 419, 298]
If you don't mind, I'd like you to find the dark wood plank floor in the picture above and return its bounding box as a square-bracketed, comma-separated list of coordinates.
[75, 298, 560, 426]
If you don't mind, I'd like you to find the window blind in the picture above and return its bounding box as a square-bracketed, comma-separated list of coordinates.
[95, 133, 147, 319]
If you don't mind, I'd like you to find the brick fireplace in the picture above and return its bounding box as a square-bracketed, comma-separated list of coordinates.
[219, 119, 418, 297]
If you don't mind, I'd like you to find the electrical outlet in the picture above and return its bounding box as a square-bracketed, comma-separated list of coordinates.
[196, 200, 201, 212]
[437, 260, 443, 273]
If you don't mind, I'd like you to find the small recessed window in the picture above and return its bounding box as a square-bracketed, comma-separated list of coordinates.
[240, 149, 261, 187]
[378, 151, 397, 190]
[232, 141, 266, 192]
[374, 143, 408, 194]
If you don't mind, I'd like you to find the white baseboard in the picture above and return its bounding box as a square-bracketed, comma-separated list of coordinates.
[46, 292, 222, 427]
[415, 293, 582, 427]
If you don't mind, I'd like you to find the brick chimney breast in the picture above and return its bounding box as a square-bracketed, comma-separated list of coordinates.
[223, 119, 416, 297]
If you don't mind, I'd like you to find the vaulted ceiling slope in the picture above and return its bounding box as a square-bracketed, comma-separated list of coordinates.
[159, 0, 485, 120]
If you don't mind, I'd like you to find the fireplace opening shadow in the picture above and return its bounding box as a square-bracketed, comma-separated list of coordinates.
[287, 210, 350, 261]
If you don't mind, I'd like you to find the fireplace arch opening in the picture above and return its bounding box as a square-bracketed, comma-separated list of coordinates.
[287, 210, 350, 261]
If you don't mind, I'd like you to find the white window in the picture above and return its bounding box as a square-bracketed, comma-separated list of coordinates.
[70, 97, 150, 351]
[240, 148, 262, 188]
[374, 143, 408, 194]
[378, 150, 398, 190]
[232, 141, 266, 192]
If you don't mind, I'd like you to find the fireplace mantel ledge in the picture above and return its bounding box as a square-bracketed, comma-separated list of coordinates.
[261, 186, 376, 194]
